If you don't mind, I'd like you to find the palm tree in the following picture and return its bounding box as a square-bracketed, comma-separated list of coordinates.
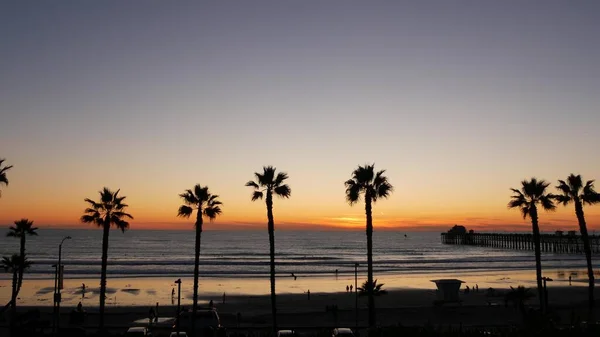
[0, 158, 13, 197]
[1, 254, 32, 320]
[177, 184, 222, 332]
[358, 279, 388, 296]
[508, 178, 555, 312]
[7, 219, 38, 295]
[553, 174, 600, 310]
[505, 286, 534, 319]
[345, 164, 393, 328]
[246, 166, 291, 331]
[81, 187, 133, 330]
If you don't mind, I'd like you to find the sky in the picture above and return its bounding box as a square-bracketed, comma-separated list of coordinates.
[1, 1, 599, 231]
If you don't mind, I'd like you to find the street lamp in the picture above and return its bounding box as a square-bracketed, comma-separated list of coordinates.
[53, 235, 71, 335]
[354, 263, 359, 330]
[174, 279, 182, 335]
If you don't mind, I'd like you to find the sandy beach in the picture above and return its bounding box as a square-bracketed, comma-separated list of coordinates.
[1, 285, 596, 335]
[0, 268, 586, 308]
[1, 268, 595, 335]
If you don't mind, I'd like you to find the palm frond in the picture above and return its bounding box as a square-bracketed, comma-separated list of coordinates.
[82, 187, 133, 230]
[373, 170, 387, 186]
[8, 219, 38, 237]
[194, 184, 209, 201]
[114, 219, 130, 233]
[1, 254, 32, 273]
[556, 180, 572, 197]
[274, 184, 291, 198]
[0, 158, 13, 187]
[254, 172, 265, 186]
[552, 194, 572, 206]
[375, 182, 393, 200]
[507, 190, 527, 209]
[207, 194, 222, 207]
[245, 181, 260, 189]
[177, 205, 194, 218]
[345, 180, 361, 205]
[251, 191, 263, 201]
[262, 166, 276, 185]
[520, 206, 530, 219]
[80, 214, 103, 227]
[204, 206, 222, 221]
[567, 174, 583, 194]
[274, 172, 289, 186]
[100, 187, 115, 203]
[539, 195, 556, 211]
[582, 180, 600, 205]
[179, 190, 199, 206]
[112, 211, 133, 219]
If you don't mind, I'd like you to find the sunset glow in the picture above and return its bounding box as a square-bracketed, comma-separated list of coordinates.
[1, 1, 599, 232]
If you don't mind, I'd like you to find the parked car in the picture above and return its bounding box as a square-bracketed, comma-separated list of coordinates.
[126, 326, 152, 336]
[177, 308, 226, 337]
[332, 328, 355, 337]
[170, 332, 189, 337]
[277, 329, 296, 337]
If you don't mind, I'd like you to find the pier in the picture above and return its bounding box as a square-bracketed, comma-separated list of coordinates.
[440, 231, 600, 254]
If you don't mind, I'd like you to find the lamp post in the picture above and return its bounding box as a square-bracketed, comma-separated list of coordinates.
[175, 279, 182, 335]
[53, 235, 71, 336]
[354, 262, 359, 330]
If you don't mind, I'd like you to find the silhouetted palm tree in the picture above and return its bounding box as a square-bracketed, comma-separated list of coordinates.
[553, 174, 600, 310]
[1, 254, 32, 320]
[246, 166, 291, 331]
[0, 158, 13, 197]
[177, 184, 222, 331]
[345, 164, 393, 328]
[505, 286, 534, 319]
[508, 178, 555, 312]
[7, 219, 38, 295]
[358, 279, 388, 296]
[81, 188, 133, 330]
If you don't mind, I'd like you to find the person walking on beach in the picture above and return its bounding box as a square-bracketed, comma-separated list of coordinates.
[569, 275, 572, 285]
[350, 284, 353, 292]
[148, 307, 155, 325]
[346, 285, 349, 292]
[307, 289, 310, 300]
[171, 287, 175, 297]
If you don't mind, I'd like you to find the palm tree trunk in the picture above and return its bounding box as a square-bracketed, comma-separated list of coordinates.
[530, 205, 544, 312]
[575, 200, 594, 311]
[17, 236, 25, 295]
[99, 223, 110, 330]
[192, 212, 203, 335]
[11, 270, 17, 325]
[266, 191, 277, 332]
[365, 195, 375, 328]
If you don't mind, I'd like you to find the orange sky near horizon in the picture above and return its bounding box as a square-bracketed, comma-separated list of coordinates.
[2, 2, 599, 234]
[1, 167, 599, 233]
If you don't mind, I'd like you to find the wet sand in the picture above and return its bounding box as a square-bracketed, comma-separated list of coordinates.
[0, 268, 586, 308]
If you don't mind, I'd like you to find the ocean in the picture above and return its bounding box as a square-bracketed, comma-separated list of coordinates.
[0, 228, 590, 280]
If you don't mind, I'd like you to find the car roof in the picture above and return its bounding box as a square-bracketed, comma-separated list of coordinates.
[334, 328, 354, 333]
[127, 327, 146, 332]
